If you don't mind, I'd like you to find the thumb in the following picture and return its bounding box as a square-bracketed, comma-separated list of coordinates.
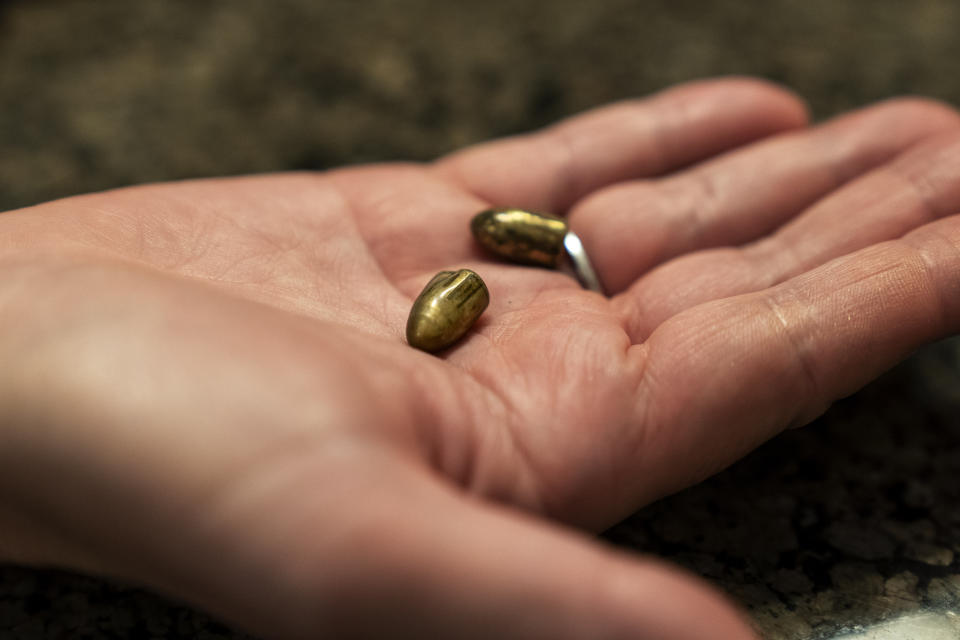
[230, 456, 761, 640]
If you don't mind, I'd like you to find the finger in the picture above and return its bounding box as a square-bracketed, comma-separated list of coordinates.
[574, 98, 960, 293]
[434, 77, 808, 213]
[619, 130, 960, 338]
[622, 212, 960, 504]
[224, 455, 760, 640]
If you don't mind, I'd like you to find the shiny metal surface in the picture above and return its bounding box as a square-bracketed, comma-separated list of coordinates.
[562, 231, 603, 293]
[471, 208, 568, 267]
[406, 269, 489, 352]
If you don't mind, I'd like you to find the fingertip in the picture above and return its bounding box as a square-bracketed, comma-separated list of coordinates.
[815, 96, 960, 154]
[593, 551, 760, 640]
[861, 95, 960, 134]
[667, 75, 809, 125]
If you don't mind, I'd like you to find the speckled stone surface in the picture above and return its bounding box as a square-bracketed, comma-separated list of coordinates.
[1, 1, 959, 638]
[606, 338, 960, 639]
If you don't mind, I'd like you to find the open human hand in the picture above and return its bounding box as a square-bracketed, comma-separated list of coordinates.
[1, 78, 959, 639]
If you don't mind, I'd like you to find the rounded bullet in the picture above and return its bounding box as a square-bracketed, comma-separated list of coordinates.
[470, 208, 568, 268]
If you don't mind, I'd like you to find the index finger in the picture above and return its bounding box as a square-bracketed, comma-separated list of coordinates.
[434, 77, 809, 213]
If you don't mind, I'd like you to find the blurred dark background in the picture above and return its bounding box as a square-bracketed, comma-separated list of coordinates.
[4, 0, 960, 211]
[1, 1, 959, 639]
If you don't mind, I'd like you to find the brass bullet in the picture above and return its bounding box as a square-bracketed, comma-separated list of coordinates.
[471, 208, 568, 268]
[406, 269, 489, 352]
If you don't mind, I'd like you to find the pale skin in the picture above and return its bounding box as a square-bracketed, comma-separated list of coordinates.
[1, 77, 960, 639]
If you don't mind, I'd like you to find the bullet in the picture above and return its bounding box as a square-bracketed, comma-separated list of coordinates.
[406, 269, 489, 352]
[471, 208, 568, 268]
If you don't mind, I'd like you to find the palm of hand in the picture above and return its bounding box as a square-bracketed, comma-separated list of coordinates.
[3, 79, 960, 640]
[14, 165, 651, 521]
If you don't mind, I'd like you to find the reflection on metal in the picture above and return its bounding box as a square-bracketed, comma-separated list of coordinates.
[824, 610, 960, 640]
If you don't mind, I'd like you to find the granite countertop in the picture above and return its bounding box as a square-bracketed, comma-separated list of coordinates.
[1, 1, 959, 638]
[607, 339, 960, 639]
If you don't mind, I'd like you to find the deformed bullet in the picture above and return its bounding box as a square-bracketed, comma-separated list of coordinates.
[406, 269, 489, 352]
